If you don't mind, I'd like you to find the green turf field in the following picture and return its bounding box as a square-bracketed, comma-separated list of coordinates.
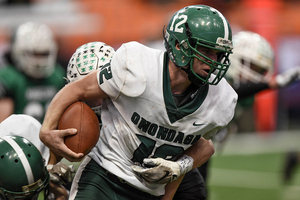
[206, 132, 300, 200]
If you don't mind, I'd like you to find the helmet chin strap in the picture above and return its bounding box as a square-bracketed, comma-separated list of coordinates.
[180, 64, 206, 87]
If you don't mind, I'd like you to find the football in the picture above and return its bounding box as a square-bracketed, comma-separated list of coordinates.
[58, 101, 100, 155]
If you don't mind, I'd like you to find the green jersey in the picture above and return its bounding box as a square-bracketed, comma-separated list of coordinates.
[0, 64, 65, 122]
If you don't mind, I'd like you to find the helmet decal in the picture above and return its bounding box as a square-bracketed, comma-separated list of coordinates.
[65, 42, 115, 125]
[66, 41, 115, 83]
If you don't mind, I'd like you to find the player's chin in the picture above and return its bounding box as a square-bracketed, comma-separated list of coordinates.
[195, 72, 208, 80]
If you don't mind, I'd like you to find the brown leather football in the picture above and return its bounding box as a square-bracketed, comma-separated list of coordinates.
[58, 101, 100, 155]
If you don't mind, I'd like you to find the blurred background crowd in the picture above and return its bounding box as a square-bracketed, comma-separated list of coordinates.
[1, 0, 300, 133]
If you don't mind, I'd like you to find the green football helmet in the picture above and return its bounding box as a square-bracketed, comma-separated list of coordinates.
[164, 5, 233, 86]
[0, 135, 49, 200]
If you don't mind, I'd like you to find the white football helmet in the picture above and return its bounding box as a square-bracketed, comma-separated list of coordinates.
[227, 31, 274, 87]
[66, 41, 115, 119]
[11, 22, 58, 79]
[66, 41, 115, 83]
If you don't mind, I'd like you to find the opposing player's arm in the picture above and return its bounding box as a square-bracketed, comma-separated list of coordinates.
[162, 175, 185, 200]
[40, 70, 108, 161]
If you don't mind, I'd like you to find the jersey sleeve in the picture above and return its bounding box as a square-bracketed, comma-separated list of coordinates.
[97, 42, 146, 100]
[202, 128, 218, 140]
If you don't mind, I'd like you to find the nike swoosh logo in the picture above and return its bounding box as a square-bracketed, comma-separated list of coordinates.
[193, 122, 205, 126]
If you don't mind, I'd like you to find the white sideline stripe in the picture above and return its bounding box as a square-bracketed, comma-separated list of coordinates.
[2, 136, 34, 184]
[214, 131, 300, 156]
[209, 168, 300, 190]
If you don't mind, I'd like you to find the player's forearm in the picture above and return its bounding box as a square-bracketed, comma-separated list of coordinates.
[42, 71, 102, 132]
[162, 175, 185, 200]
[159, 138, 214, 200]
[233, 81, 269, 99]
[41, 83, 79, 131]
[184, 137, 215, 169]
[48, 151, 63, 165]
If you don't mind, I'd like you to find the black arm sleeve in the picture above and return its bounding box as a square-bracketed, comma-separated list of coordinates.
[233, 82, 270, 99]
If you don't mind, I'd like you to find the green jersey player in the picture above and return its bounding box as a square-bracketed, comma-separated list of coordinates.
[40, 5, 237, 200]
[0, 22, 65, 123]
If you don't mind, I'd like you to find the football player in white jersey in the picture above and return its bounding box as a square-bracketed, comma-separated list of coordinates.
[40, 5, 237, 200]
[65, 41, 206, 199]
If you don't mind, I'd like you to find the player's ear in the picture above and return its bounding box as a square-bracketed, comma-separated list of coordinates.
[175, 41, 180, 50]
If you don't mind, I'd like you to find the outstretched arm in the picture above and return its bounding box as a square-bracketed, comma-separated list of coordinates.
[39, 70, 108, 162]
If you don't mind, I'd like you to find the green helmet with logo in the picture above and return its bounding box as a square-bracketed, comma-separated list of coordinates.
[164, 5, 233, 86]
[0, 135, 49, 199]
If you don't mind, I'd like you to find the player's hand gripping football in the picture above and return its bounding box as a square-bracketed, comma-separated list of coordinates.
[131, 155, 194, 184]
[39, 126, 84, 162]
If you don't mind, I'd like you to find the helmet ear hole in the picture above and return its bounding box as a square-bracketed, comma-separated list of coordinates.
[175, 41, 180, 50]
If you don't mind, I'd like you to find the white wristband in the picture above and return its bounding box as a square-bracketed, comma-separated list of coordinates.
[176, 155, 194, 175]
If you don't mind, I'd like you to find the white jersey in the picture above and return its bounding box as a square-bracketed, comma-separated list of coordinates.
[0, 114, 50, 164]
[90, 42, 237, 196]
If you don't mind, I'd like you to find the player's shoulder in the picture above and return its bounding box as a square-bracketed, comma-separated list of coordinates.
[108, 42, 153, 97]
[117, 41, 162, 58]
[213, 78, 237, 99]
[0, 64, 21, 76]
[0, 64, 25, 86]
[101, 41, 163, 97]
[1, 114, 41, 126]
[45, 63, 66, 85]
[120, 41, 149, 50]
[206, 78, 237, 125]
[0, 114, 41, 137]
